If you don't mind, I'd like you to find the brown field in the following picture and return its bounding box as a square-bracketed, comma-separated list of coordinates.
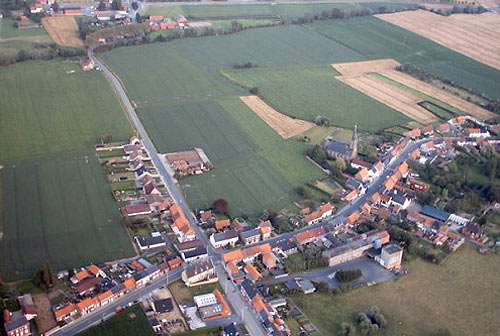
[42, 16, 84, 48]
[33, 293, 57, 332]
[376, 10, 500, 71]
[240, 95, 314, 138]
[331, 59, 400, 76]
[381, 69, 496, 119]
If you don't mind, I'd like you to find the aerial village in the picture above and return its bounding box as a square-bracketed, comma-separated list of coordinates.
[4, 114, 500, 336]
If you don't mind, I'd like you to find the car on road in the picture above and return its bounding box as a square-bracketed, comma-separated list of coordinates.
[115, 306, 124, 313]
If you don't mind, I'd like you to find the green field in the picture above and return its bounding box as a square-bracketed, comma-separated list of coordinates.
[291, 245, 500, 336]
[77, 305, 154, 336]
[222, 66, 410, 131]
[0, 61, 133, 162]
[100, 15, 500, 217]
[0, 60, 134, 281]
[144, 2, 417, 19]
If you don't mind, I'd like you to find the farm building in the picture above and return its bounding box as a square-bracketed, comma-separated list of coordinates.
[165, 148, 213, 176]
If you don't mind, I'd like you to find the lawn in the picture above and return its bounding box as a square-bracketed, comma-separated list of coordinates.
[222, 66, 410, 131]
[169, 280, 194, 304]
[291, 244, 500, 336]
[77, 305, 154, 336]
[0, 60, 134, 281]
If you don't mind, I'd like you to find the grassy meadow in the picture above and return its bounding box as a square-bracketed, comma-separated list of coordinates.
[291, 245, 500, 336]
[0, 60, 134, 281]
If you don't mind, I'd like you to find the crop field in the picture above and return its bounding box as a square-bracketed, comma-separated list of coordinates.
[291, 245, 500, 336]
[377, 10, 500, 71]
[223, 66, 409, 131]
[144, 2, 418, 19]
[42, 16, 83, 48]
[0, 60, 132, 162]
[137, 100, 258, 164]
[0, 60, 134, 281]
[0, 155, 134, 281]
[310, 17, 500, 100]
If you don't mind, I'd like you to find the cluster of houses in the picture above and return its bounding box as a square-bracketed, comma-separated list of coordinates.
[200, 211, 274, 249]
[165, 148, 213, 177]
[148, 14, 188, 30]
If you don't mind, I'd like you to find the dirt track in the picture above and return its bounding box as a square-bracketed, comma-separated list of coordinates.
[42, 16, 84, 48]
[240, 96, 314, 138]
[376, 10, 500, 71]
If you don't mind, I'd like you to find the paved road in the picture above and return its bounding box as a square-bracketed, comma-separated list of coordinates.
[53, 266, 185, 336]
[90, 50, 268, 336]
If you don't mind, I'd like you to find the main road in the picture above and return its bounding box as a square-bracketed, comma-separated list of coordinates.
[89, 49, 268, 336]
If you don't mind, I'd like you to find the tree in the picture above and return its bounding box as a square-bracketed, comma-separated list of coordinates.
[135, 12, 142, 23]
[296, 185, 312, 199]
[213, 198, 229, 215]
[111, 0, 121, 10]
[131, 1, 138, 10]
[97, 0, 106, 11]
[338, 323, 356, 336]
[335, 269, 362, 283]
[249, 87, 259, 95]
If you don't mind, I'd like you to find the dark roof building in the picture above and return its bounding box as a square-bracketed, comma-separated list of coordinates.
[153, 298, 173, 313]
[420, 205, 451, 222]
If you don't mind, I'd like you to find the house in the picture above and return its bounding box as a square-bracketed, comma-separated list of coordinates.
[80, 58, 95, 71]
[97, 290, 114, 306]
[420, 125, 434, 135]
[464, 128, 490, 138]
[3, 310, 31, 336]
[272, 240, 298, 257]
[121, 204, 152, 217]
[133, 265, 161, 288]
[240, 279, 260, 301]
[182, 259, 217, 287]
[53, 304, 77, 322]
[386, 189, 412, 209]
[294, 227, 325, 245]
[345, 210, 361, 225]
[210, 230, 239, 248]
[110, 283, 127, 298]
[152, 298, 173, 313]
[215, 219, 231, 231]
[165, 148, 213, 176]
[194, 293, 218, 308]
[296, 280, 316, 294]
[344, 189, 358, 202]
[259, 220, 273, 239]
[376, 244, 403, 270]
[303, 203, 333, 225]
[160, 21, 177, 29]
[74, 276, 101, 296]
[223, 323, 240, 336]
[369, 161, 385, 179]
[244, 263, 262, 281]
[351, 158, 371, 170]
[135, 234, 166, 251]
[404, 128, 421, 138]
[200, 210, 213, 224]
[123, 277, 136, 291]
[18, 294, 37, 321]
[87, 264, 106, 278]
[176, 239, 204, 254]
[462, 222, 487, 242]
[355, 168, 370, 183]
[262, 252, 278, 269]
[70, 269, 90, 284]
[240, 228, 261, 245]
[181, 246, 208, 262]
[76, 297, 99, 315]
[175, 14, 187, 22]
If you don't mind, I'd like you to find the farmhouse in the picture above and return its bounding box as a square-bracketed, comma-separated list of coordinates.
[165, 148, 213, 176]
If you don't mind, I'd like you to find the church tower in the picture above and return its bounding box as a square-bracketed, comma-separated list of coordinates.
[350, 124, 358, 160]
